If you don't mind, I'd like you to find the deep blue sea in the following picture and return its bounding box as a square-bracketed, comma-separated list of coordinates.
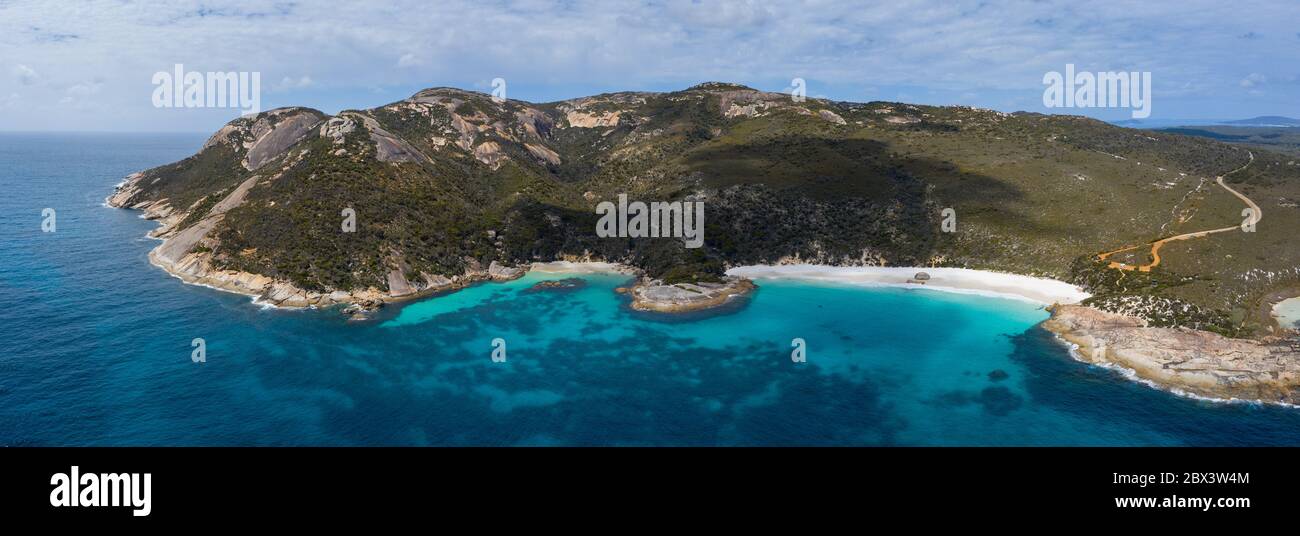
[3, 132, 1300, 446]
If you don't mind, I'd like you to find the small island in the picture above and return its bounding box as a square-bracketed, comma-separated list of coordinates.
[625, 277, 756, 313]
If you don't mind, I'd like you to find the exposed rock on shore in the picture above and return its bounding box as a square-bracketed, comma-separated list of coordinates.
[487, 261, 525, 280]
[145, 246, 526, 313]
[628, 277, 756, 313]
[1042, 304, 1300, 404]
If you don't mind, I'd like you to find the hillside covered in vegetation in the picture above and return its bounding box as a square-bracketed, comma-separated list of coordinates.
[108, 83, 1300, 337]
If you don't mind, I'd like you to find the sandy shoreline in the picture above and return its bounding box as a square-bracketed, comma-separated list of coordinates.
[528, 261, 636, 275]
[725, 264, 1090, 305]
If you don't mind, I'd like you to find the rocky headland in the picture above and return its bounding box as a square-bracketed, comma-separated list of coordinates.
[1043, 304, 1300, 405]
[101, 82, 1300, 402]
[110, 176, 526, 317]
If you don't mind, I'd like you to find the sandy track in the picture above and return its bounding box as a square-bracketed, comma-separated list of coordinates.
[1098, 151, 1256, 272]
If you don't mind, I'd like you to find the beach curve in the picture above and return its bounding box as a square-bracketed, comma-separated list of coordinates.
[725, 264, 1090, 306]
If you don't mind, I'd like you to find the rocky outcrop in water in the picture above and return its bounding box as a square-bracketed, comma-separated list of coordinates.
[628, 277, 756, 313]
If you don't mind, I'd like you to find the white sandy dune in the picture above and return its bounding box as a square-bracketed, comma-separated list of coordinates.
[725, 264, 1090, 305]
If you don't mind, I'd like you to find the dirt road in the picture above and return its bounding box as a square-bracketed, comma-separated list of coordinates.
[1098, 151, 1257, 272]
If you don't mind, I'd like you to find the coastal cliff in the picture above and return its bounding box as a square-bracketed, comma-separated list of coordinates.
[1042, 304, 1300, 404]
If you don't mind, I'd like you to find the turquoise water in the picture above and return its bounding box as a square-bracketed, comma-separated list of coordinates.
[3, 132, 1300, 446]
[1274, 298, 1300, 330]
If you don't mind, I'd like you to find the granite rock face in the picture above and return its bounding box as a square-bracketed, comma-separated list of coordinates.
[488, 261, 525, 280]
[245, 110, 326, 170]
[1043, 304, 1300, 404]
[629, 277, 756, 313]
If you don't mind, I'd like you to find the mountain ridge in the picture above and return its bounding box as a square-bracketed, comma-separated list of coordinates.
[1223, 115, 1300, 127]
[108, 82, 1300, 339]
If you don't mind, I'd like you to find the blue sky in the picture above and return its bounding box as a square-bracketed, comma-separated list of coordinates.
[1, 0, 1297, 132]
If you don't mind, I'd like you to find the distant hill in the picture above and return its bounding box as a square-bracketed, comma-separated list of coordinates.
[1222, 116, 1300, 127]
[1122, 116, 1300, 155]
[1112, 118, 1227, 129]
[107, 83, 1300, 337]
[1155, 126, 1300, 156]
[1113, 116, 1300, 129]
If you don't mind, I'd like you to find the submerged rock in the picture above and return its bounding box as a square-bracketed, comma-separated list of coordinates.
[525, 278, 586, 293]
[978, 386, 1023, 416]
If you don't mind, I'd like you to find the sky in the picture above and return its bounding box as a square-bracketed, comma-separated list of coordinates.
[1, 0, 1297, 132]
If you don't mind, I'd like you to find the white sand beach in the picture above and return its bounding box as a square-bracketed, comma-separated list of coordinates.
[725, 264, 1090, 305]
[529, 261, 634, 274]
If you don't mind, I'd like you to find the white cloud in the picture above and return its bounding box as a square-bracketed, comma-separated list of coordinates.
[397, 53, 421, 68]
[0, 0, 1296, 129]
[1240, 73, 1267, 88]
[273, 75, 315, 92]
[12, 64, 38, 85]
[57, 81, 102, 109]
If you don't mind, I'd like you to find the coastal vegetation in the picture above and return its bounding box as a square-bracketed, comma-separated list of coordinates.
[108, 83, 1300, 337]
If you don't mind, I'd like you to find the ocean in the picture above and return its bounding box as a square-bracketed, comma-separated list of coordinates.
[2, 132, 1299, 446]
[1273, 298, 1300, 331]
